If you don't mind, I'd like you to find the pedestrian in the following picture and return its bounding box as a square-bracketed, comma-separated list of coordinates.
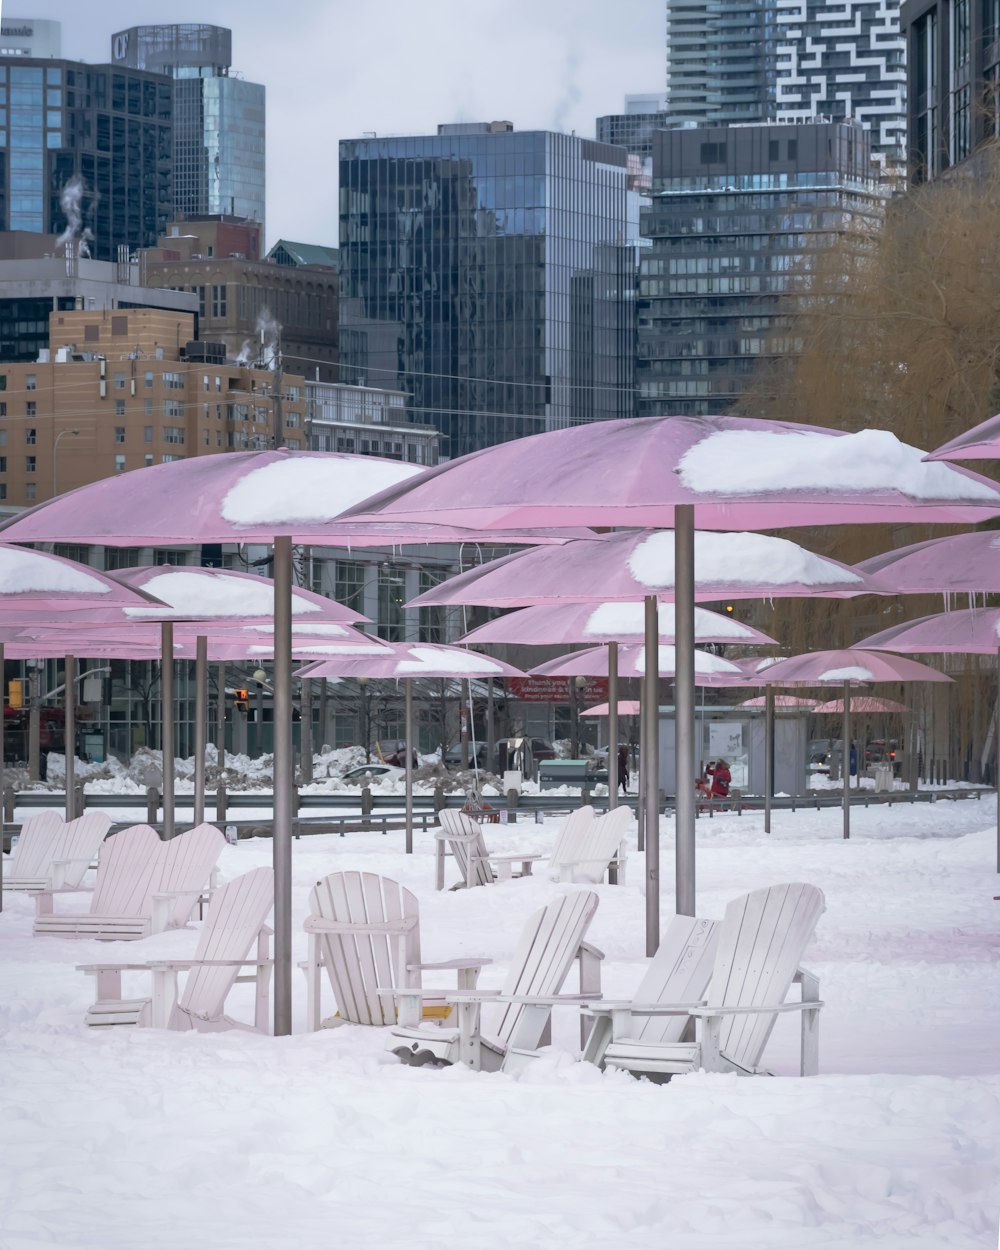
[705, 758, 731, 800]
[617, 743, 629, 793]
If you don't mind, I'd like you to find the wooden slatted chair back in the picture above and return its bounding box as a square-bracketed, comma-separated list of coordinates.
[307, 871, 421, 1026]
[173, 867, 274, 1028]
[548, 806, 596, 873]
[629, 915, 719, 1043]
[56, 811, 113, 887]
[89, 825, 163, 917]
[6, 811, 67, 882]
[573, 807, 631, 884]
[158, 823, 226, 927]
[438, 808, 493, 887]
[708, 882, 825, 1071]
[488, 890, 599, 1050]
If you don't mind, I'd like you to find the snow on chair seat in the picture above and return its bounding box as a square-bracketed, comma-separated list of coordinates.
[433, 808, 543, 890]
[32, 822, 225, 941]
[598, 882, 825, 1081]
[302, 870, 489, 1030]
[386, 890, 603, 1073]
[79, 866, 274, 1031]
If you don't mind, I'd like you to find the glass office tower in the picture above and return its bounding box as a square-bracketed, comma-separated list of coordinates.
[111, 25, 265, 233]
[0, 57, 173, 258]
[339, 122, 635, 459]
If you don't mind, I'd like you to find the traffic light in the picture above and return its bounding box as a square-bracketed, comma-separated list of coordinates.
[233, 688, 249, 712]
[8, 679, 23, 708]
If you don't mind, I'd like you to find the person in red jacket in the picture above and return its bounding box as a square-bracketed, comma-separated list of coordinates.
[704, 758, 731, 799]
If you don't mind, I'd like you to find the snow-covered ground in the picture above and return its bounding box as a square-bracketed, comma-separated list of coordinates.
[1, 799, 998, 1248]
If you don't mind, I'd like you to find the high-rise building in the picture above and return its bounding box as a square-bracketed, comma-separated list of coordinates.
[597, 93, 670, 160]
[775, 1, 907, 173]
[0, 55, 173, 260]
[339, 122, 636, 459]
[900, 0, 1000, 181]
[637, 120, 884, 415]
[111, 25, 265, 234]
[1, 16, 61, 58]
[665, 2, 779, 125]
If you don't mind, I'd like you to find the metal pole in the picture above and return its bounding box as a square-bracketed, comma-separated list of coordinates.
[674, 504, 696, 919]
[216, 661, 226, 823]
[486, 676, 495, 773]
[636, 683, 645, 852]
[0, 643, 6, 909]
[28, 667, 40, 782]
[643, 593, 660, 954]
[193, 636, 207, 827]
[405, 677, 414, 854]
[161, 621, 175, 838]
[301, 678, 314, 785]
[64, 655, 76, 823]
[996, 648, 999, 872]
[607, 642, 619, 809]
[842, 680, 851, 840]
[272, 535, 293, 1036]
[764, 683, 774, 834]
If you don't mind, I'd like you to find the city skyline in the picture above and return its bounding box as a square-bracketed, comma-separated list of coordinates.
[12, 1, 664, 249]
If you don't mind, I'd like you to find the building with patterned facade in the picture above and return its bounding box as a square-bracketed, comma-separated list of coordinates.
[338, 121, 636, 459]
[901, 0, 1000, 181]
[636, 120, 884, 415]
[111, 25, 265, 235]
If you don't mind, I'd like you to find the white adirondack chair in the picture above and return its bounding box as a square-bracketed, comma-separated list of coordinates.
[49, 812, 114, 889]
[549, 806, 630, 884]
[597, 882, 825, 1080]
[387, 890, 604, 1073]
[3, 811, 68, 890]
[302, 870, 489, 1031]
[78, 866, 274, 1031]
[434, 808, 543, 890]
[32, 822, 225, 940]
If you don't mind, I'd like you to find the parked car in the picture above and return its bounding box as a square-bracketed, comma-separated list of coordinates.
[443, 741, 489, 768]
[340, 763, 405, 785]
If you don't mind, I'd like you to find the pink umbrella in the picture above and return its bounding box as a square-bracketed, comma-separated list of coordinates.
[296, 642, 526, 851]
[582, 700, 642, 717]
[736, 694, 819, 709]
[858, 531, 1000, 595]
[923, 413, 1000, 462]
[812, 696, 909, 714]
[457, 600, 779, 647]
[757, 648, 950, 839]
[530, 645, 747, 682]
[343, 413, 1000, 951]
[414, 529, 878, 608]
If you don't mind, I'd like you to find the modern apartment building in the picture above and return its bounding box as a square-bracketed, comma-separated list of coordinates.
[665, 1, 779, 124]
[306, 379, 439, 466]
[339, 121, 636, 458]
[111, 24, 265, 233]
[0, 54, 173, 259]
[0, 307, 306, 506]
[636, 120, 884, 414]
[901, 0, 1000, 180]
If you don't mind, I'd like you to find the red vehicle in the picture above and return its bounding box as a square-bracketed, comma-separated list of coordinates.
[3, 705, 65, 762]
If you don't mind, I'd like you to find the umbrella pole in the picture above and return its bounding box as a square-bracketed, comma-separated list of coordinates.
[215, 662, 226, 820]
[161, 621, 175, 839]
[674, 504, 696, 921]
[636, 690, 645, 852]
[764, 683, 774, 835]
[193, 636, 207, 828]
[405, 677, 414, 854]
[301, 679, 314, 785]
[0, 642, 5, 910]
[272, 535, 293, 1037]
[64, 655, 75, 822]
[643, 594, 660, 952]
[607, 642, 619, 810]
[996, 647, 999, 872]
[842, 680, 851, 840]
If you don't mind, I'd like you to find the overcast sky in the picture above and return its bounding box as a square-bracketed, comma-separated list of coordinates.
[16, 1, 665, 249]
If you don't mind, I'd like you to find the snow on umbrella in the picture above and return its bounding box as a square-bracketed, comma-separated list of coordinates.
[757, 648, 951, 840]
[457, 600, 779, 647]
[296, 643, 526, 851]
[347, 413, 1000, 948]
[529, 645, 746, 682]
[923, 412, 1000, 462]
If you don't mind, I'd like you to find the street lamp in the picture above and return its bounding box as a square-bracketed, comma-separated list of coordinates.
[52, 427, 81, 499]
[357, 677, 371, 761]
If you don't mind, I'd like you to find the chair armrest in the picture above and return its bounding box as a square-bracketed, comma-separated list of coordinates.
[603, 1000, 708, 1017]
[150, 888, 207, 902]
[445, 991, 602, 1007]
[146, 958, 274, 971]
[581, 998, 642, 1015]
[76, 962, 152, 974]
[410, 958, 492, 971]
[304, 916, 417, 936]
[688, 1000, 825, 1018]
[476, 852, 544, 865]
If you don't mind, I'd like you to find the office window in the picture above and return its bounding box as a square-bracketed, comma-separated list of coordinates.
[25, 428, 36, 444]
[114, 372, 126, 390]
[114, 427, 125, 443]
[163, 372, 183, 390]
[0, 457, 5, 473]
[0, 430, 6, 446]
[25, 374, 36, 390]
[115, 400, 125, 416]
[144, 371, 154, 388]
[0, 485, 7, 501]
[104, 548, 140, 570]
[114, 454, 126, 472]
[162, 426, 185, 444]
[161, 454, 183, 463]
[26, 401, 35, 417]
[377, 565, 407, 641]
[335, 561, 366, 617]
[144, 453, 154, 466]
[24, 483, 35, 501]
[25, 456, 35, 473]
[211, 284, 227, 317]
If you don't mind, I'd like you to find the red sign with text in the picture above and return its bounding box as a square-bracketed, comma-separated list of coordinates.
[508, 677, 609, 704]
